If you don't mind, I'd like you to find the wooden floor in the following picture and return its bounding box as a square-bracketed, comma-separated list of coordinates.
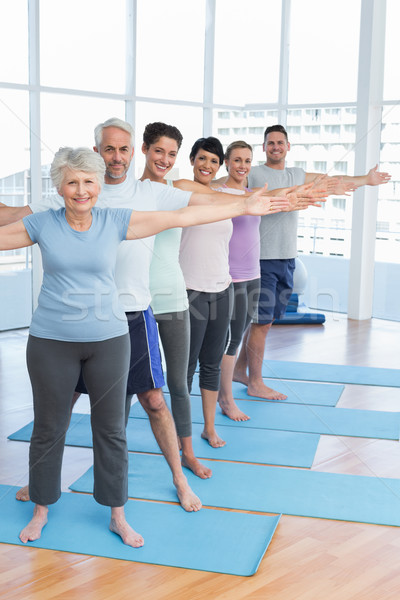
[1, 314, 400, 599]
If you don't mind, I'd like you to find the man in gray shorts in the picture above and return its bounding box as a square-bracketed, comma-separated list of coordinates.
[233, 124, 391, 400]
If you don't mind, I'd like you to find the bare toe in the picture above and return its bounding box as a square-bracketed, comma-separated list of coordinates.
[201, 431, 226, 448]
[247, 383, 287, 401]
[19, 505, 48, 543]
[175, 479, 202, 512]
[110, 518, 144, 547]
[181, 454, 212, 479]
[16, 485, 30, 502]
[219, 400, 250, 422]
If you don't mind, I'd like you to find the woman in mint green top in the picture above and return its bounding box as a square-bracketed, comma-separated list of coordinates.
[143, 122, 212, 479]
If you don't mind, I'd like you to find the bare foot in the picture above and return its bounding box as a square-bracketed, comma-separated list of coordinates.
[232, 369, 249, 386]
[19, 504, 48, 543]
[110, 516, 144, 547]
[181, 453, 212, 479]
[218, 395, 250, 422]
[247, 381, 287, 401]
[220, 403, 250, 422]
[201, 429, 226, 448]
[174, 476, 202, 512]
[16, 485, 30, 502]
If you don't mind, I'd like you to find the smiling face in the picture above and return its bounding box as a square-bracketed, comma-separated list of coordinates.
[263, 131, 290, 168]
[142, 136, 179, 182]
[191, 149, 221, 186]
[225, 147, 252, 187]
[59, 169, 101, 217]
[95, 126, 134, 184]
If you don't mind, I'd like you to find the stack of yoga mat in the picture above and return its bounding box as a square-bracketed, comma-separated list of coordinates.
[3, 359, 400, 575]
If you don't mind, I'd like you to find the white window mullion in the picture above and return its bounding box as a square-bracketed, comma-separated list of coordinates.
[348, 0, 386, 319]
[28, 0, 43, 311]
[125, 0, 137, 172]
[278, 0, 291, 126]
[203, 0, 216, 137]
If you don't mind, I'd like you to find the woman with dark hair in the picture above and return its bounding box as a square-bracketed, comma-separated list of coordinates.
[179, 136, 236, 448]
[141, 122, 211, 478]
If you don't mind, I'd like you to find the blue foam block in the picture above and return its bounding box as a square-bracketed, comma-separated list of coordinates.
[0, 484, 280, 576]
[8, 412, 320, 468]
[70, 453, 400, 527]
[261, 360, 400, 387]
[273, 312, 326, 324]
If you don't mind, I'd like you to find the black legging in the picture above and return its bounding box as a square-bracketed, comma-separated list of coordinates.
[187, 285, 233, 393]
[26, 333, 130, 507]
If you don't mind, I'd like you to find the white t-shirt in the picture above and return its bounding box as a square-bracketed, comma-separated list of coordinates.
[30, 173, 192, 311]
[179, 218, 233, 293]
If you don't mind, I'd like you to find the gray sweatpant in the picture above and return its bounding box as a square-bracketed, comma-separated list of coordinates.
[26, 333, 130, 507]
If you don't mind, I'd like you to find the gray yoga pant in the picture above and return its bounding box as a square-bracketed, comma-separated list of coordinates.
[225, 278, 260, 355]
[155, 309, 192, 438]
[26, 333, 130, 507]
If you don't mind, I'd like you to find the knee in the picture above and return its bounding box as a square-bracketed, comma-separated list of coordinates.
[137, 388, 166, 413]
[166, 375, 188, 398]
[199, 364, 220, 391]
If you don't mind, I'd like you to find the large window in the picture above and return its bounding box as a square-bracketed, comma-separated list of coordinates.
[213, 0, 281, 106]
[136, 0, 205, 103]
[0, 0, 28, 84]
[287, 107, 356, 259]
[0, 90, 30, 272]
[0, 0, 398, 324]
[288, 0, 361, 104]
[40, 0, 127, 94]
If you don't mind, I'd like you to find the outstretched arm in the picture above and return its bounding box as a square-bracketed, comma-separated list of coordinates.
[345, 164, 391, 188]
[0, 220, 34, 250]
[126, 184, 287, 240]
[305, 165, 391, 194]
[0, 204, 32, 227]
[184, 183, 290, 213]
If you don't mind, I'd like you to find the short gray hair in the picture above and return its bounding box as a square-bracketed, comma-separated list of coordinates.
[50, 147, 106, 191]
[94, 117, 135, 148]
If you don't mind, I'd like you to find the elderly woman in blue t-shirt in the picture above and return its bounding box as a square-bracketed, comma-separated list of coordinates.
[0, 146, 277, 547]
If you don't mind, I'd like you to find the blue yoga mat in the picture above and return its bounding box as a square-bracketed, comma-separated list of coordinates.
[0, 484, 280, 576]
[71, 453, 400, 528]
[261, 360, 400, 387]
[180, 373, 344, 407]
[131, 395, 400, 441]
[8, 413, 320, 468]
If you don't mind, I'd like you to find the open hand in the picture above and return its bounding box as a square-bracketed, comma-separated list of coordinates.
[366, 165, 391, 186]
[244, 184, 290, 215]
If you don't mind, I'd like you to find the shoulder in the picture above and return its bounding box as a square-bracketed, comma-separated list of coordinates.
[30, 193, 64, 213]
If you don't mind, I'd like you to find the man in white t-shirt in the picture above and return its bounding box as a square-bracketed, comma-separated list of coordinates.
[234, 124, 391, 401]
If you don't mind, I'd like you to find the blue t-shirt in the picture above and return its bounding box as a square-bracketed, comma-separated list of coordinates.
[23, 207, 132, 342]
